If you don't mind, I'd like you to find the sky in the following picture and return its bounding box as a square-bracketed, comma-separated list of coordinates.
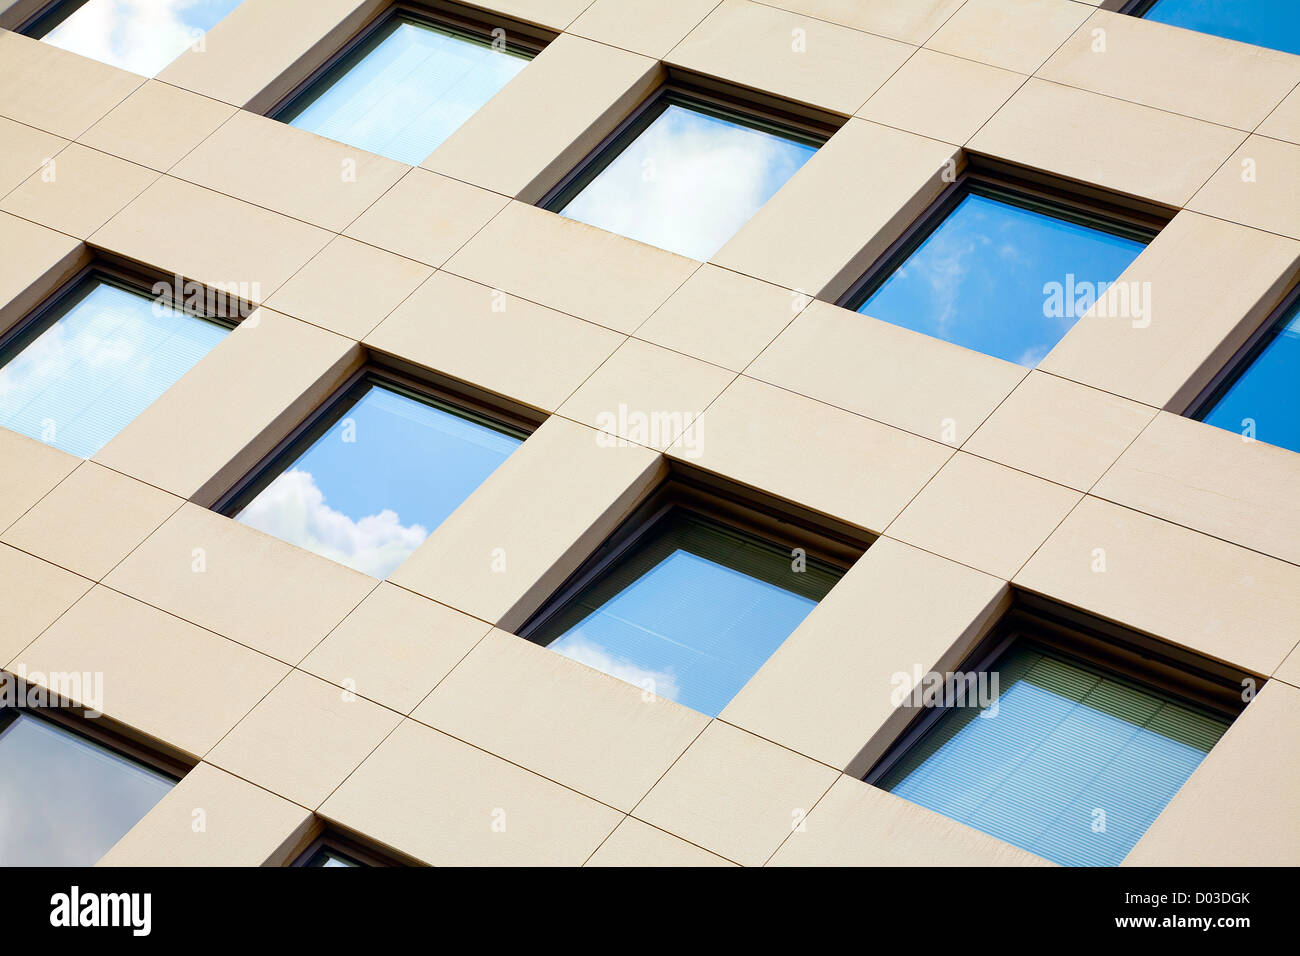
[559, 103, 817, 261]
[1202, 304, 1300, 452]
[1144, 0, 1300, 55]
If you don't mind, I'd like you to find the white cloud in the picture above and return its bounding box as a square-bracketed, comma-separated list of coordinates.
[551, 633, 681, 703]
[43, 0, 227, 76]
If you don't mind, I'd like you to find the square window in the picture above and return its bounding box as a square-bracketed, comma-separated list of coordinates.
[220, 372, 527, 579]
[1128, 0, 1300, 56]
[868, 605, 1244, 867]
[274, 9, 535, 165]
[543, 88, 825, 261]
[23, 0, 247, 76]
[843, 171, 1160, 367]
[0, 708, 178, 866]
[0, 270, 233, 458]
[520, 484, 859, 717]
[1192, 292, 1300, 453]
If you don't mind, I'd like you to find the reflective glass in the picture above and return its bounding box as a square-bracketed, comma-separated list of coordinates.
[32, 0, 246, 76]
[555, 99, 818, 260]
[305, 847, 362, 867]
[279, 15, 530, 164]
[880, 644, 1229, 867]
[0, 712, 175, 866]
[1142, 0, 1300, 56]
[1200, 301, 1300, 452]
[0, 275, 229, 458]
[856, 190, 1148, 367]
[234, 380, 523, 579]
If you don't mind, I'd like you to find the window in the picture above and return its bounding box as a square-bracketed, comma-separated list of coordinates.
[1191, 290, 1300, 453]
[867, 604, 1245, 867]
[0, 270, 233, 458]
[520, 482, 859, 717]
[292, 831, 398, 867]
[542, 87, 826, 261]
[0, 708, 178, 866]
[22, 0, 246, 76]
[1127, 0, 1300, 56]
[219, 371, 527, 579]
[842, 167, 1161, 367]
[274, 8, 535, 164]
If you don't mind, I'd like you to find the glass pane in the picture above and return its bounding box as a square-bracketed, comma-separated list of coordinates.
[1200, 302, 1300, 453]
[532, 511, 841, 717]
[879, 644, 1230, 867]
[280, 15, 530, 164]
[857, 190, 1148, 367]
[0, 712, 175, 866]
[0, 276, 230, 459]
[33, 0, 246, 76]
[556, 101, 818, 260]
[305, 847, 362, 867]
[1143, 0, 1300, 56]
[235, 381, 522, 579]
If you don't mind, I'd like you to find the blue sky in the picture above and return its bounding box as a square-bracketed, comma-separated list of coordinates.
[1202, 304, 1300, 452]
[1144, 0, 1300, 55]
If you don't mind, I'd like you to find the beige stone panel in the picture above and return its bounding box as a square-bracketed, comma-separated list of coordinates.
[77, 80, 236, 173]
[424, 34, 661, 202]
[0, 116, 66, 196]
[1040, 212, 1300, 411]
[266, 236, 432, 340]
[1259, 84, 1300, 145]
[770, 775, 1052, 866]
[667, 0, 911, 114]
[170, 111, 408, 232]
[720, 537, 1008, 774]
[90, 177, 333, 297]
[207, 670, 402, 809]
[749, 300, 1027, 446]
[0, 31, 141, 138]
[1, 144, 158, 239]
[103, 504, 377, 664]
[1124, 681, 1300, 866]
[586, 818, 735, 867]
[1040, 11, 1300, 131]
[764, 0, 965, 44]
[93, 308, 360, 504]
[343, 167, 509, 266]
[98, 763, 313, 867]
[1093, 412, 1300, 566]
[476, 0, 592, 29]
[301, 582, 491, 714]
[963, 371, 1156, 492]
[319, 719, 622, 866]
[1015, 496, 1300, 676]
[1274, 644, 1300, 688]
[0, 544, 91, 665]
[0, 427, 78, 533]
[557, 339, 735, 451]
[926, 0, 1091, 74]
[635, 264, 798, 372]
[157, 0, 384, 111]
[444, 202, 699, 333]
[712, 120, 958, 300]
[1188, 135, 1300, 240]
[1, 462, 182, 581]
[857, 49, 1024, 146]
[0, 212, 85, 333]
[969, 79, 1245, 207]
[633, 720, 839, 866]
[886, 453, 1082, 579]
[365, 271, 623, 413]
[568, 0, 719, 58]
[672, 376, 952, 533]
[413, 629, 709, 812]
[389, 416, 664, 630]
[14, 586, 288, 757]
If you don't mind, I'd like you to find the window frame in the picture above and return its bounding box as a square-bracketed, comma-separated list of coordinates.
[291, 830, 407, 867]
[16, 0, 94, 38]
[1119, 0, 1163, 16]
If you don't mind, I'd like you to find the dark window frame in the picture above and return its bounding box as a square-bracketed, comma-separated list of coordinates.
[17, 0, 94, 37]
[291, 831, 408, 867]
[1120, 0, 1165, 17]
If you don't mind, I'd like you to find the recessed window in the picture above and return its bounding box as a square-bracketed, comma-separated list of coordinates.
[23, 0, 246, 76]
[1192, 292, 1300, 453]
[292, 831, 397, 867]
[843, 169, 1160, 367]
[220, 371, 526, 579]
[868, 605, 1244, 867]
[1128, 0, 1300, 57]
[0, 270, 233, 458]
[0, 709, 178, 866]
[274, 9, 535, 164]
[520, 483, 858, 717]
[543, 88, 825, 261]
